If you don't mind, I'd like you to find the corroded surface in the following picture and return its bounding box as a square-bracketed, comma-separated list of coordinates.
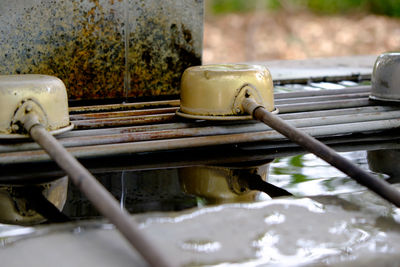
[0, 0, 203, 100]
[127, 0, 202, 98]
[0, 75, 70, 136]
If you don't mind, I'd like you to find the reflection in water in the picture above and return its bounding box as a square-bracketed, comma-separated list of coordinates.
[5, 149, 394, 223]
[269, 151, 387, 196]
[368, 149, 400, 183]
[120, 171, 127, 210]
[179, 161, 292, 204]
[62, 169, 200, 219]
[1, 148, 400, 266]
[179, 162, 269, 204]
[0, 177, 68, 225]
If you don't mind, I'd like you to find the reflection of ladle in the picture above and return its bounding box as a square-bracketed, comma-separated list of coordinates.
[177, 64, 400, 207]
[179, 162, 291, 204]
[0, 75, 170, 267]
[0, 176, 69, 225]
[239, 172, 292, 198]
[10, 183, 70, 224]
[368, 150, 400, 183]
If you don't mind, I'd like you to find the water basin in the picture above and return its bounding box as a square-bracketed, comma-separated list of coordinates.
[1, 79, 400, 266]
[1, 145, 400, 266]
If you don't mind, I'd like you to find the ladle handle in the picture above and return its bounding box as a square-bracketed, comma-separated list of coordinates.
[25, 120, 172, 267]
[242, 98, 400, 207]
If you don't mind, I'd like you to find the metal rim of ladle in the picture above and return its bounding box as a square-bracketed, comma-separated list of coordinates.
[175, 107, 279, 120]
[0, 123, 74, 139]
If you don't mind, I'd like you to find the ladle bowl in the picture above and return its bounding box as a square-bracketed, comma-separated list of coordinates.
[177, 64, 276, 120]
[370, 52, 400, 102]
[179, 164, 269, 203]
[177, 63, 400, 208]
[0, 74, 171, 267]
[0, 176, 68, 225]
[0, 75, 73, 138]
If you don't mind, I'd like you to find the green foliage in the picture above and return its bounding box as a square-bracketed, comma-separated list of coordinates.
[208, 0, 400, 17]
[211, 0, 254, 13]
[368, 0, 400, 17]
[296, 0, 366, 14]
[210, 0, 281, 13]
[289, 155, 305, 168]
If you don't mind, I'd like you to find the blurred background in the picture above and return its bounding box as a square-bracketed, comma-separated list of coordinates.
[203, 0, 400, 63]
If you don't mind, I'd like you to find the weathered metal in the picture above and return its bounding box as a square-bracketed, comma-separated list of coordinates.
[274, 92, 370, 104]
[274, 85, 370, 99]
[2, 116, 400, 165]
[2, 82, 400, 167]
[73, 113, 176, 129]
[0, 73, 170, 266]
[0, 75, 72, 138]
[69, 99, 180, 114]
[179, 163, 271, 203]
[178, 64, 275, 120]
[0, 176, 68, 225]
[3, 108, 400, 153]
[278, 98, 371, 113]
[0, 0, 203, 100]
[2, 131, 400, 183]
[244, 97, 400, 207]
[175, 62, 400, 206]
[371, 52, 400, 102]
[63, 122, 193, 137]
[28, 122, 172, 267]
[70, 107, 178, 120]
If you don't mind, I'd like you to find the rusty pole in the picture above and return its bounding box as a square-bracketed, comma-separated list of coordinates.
[242, 97, 400, 207]
[22, 112, 172, 267]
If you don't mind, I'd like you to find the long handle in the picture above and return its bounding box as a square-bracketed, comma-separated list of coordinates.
[243, 173, 293, 198]
[242, 98, 400, 207]
[23, 114, 172, 267]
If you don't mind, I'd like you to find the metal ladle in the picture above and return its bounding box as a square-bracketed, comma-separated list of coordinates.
[0, 75, 171, 267]
[176, 64, 400, 207]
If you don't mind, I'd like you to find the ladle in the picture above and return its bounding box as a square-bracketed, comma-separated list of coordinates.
[0, 75, 171, 267]
[177, 64, 400, 207]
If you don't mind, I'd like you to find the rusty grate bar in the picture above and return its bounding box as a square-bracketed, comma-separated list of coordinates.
[2, 85, 399, 165]
[70, 107, 178, 120]
[72, 114, 176, 129]
[274, 85, 369, 99]
[2, 107, 400, 153]
[274, 92, 370, 104]
[68, 86, 372, 129]
[2, 118, 400, 164]
[69, 100, 180, 114]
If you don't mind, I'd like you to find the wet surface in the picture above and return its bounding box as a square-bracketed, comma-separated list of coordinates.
[2, 183, 400, 266]
[1, 78, 400, 265]
[269, 152, 373, 197]
[1, 146, 400, 266]
[62, 169, 199, 219]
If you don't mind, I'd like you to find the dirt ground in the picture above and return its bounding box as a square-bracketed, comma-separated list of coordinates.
[203, 11, 400, 63]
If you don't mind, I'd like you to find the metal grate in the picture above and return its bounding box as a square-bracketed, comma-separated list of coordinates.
[1, 84, 400, 167]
